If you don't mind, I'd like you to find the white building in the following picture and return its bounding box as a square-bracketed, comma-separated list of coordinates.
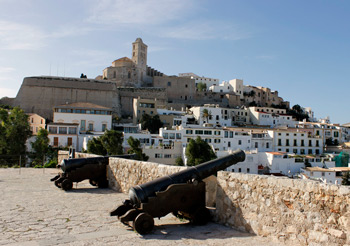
[53, 102, 112, 134]
[47, 123, 79, 149]
[301, 166, 350, 185]
[268, 129, 323, 155]
[249, 107, 297, 127]
[229, 79, 244, 99]
[178, 73, 220, 89]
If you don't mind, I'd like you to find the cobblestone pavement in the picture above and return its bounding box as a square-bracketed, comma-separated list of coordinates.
[0, 168, 285, 246]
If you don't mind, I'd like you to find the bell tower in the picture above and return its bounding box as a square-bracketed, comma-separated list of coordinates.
[132, 38, 147, 69]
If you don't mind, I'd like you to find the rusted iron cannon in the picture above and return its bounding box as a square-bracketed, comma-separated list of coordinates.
[51, 154, 135, 191]
[110, 149, 245, 234]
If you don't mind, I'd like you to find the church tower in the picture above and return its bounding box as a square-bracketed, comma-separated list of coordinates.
[132, 38, 148, 85]
[132, 38, 147, 69]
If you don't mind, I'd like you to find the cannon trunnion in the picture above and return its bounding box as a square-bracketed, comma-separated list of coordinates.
[51, 154, 135, 191]
[111, 149, 245, 234]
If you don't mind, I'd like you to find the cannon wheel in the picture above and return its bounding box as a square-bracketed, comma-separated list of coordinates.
[61, 179, 73, 191]
[89, 179, 98, 186]
[192, 207, 211, 225]
[54, 180, 62, 188]
[97, 179, 109, 188]
[133, 213, 154, 235]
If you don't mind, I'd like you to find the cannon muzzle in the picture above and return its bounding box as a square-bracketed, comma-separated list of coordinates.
[129, 149, 245, 206]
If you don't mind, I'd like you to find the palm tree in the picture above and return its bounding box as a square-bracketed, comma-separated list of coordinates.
[202, 109, 212, 123]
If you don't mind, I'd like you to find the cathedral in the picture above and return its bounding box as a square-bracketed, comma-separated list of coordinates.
[97, 38, 164, 87]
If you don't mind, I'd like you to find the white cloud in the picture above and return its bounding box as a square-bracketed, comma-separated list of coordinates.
[87, 0, 192, 25]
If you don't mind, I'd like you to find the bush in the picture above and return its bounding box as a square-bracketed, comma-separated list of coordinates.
[44, 159, 58, 168]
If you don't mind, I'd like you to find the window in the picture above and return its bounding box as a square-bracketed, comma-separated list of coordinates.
[238, 168, 242, 173]
[293, 149, 297, 154]
[238, 140, 242, 145]
[88, 123, 94, 131]
[224, 131, 228, 138]
[176, 133, 181, 139]
[294, 139, 297, 146]
[164, 154, 172, 158]
[186, 130, 193, 134]
[169, 133, 175, 139]
[301, 140, 305, 146]
[308, 149, 313, 154]
[102, 124, 107, 132]
[53, 137, 59, 147]
[278, 139, 282, 146]
[49, 127, 57, 134]
[155, 153, 162, 158]
[204, 130, 212, 135]
[67, 137, 72, 147]
[163, 133, 168, 139]
[247, 168, 250, 173]
[185, 84, 188, 88]
[195, 130, 203, 135]
[69, 127, 77, 134]
[309, 140, 312, 146]
[255, 142, 258, 148]
[59, 127, 67, 134]
[266, 142, 269, 148]
[228, 142, 231, 147]
[167, 81, 171, 86]
[286, 139, 290, 146]
[334, 131, 339, 138]
[80, 120, 86, 131]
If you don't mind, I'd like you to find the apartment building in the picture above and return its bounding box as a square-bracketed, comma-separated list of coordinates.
[47, 123, 79, 149]
[268, 129, 323, 155]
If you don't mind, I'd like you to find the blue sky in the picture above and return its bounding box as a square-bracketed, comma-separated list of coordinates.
[0, 0, 349, 124]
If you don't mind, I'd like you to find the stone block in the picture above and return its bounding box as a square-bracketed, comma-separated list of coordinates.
[328, 228, 346, 239]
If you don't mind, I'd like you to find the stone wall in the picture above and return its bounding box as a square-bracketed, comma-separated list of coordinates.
[107, 157, 217, 206]
[57, 151, 101, 164]
[215, 172, 350, 245]
[13, 76, 167, 120]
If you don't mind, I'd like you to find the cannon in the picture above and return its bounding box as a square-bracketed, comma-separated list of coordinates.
[51, 154, 136, 191]
[110, 149, 245, 234]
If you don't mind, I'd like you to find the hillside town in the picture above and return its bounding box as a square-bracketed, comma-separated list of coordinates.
[1, 38, 350, 185]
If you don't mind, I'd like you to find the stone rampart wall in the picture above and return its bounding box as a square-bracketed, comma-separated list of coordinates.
[215, 172, 350, 245]
[57, 151, 101, 164]
[57, 151, 350, 245]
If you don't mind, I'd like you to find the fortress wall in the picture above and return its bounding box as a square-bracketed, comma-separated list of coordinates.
[118, 87, 167, 117]
[14, 77, 120, 120]
[216, 172, 350, 245]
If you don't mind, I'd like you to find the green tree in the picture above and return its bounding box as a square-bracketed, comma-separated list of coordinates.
[0, 107, 31, 166]
[342, 172, 350, 186]
[185, 136, 216, 166]
[175, 156, 184, 166]
[87, 137, 107, 155]
[87, 130, 123, 155]
[31, 128, 49, 165]
[287, 104, 309, 121]
[140, 114, 163, 134]
[127, 136, 148, 161]
[197, 82, 207, 92]
[202, 109, 211, 123]
[100, 130, 123, 155]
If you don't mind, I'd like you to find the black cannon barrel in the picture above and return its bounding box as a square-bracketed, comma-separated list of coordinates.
[129, 149, 245, 206]
[60, 154, 137, 172]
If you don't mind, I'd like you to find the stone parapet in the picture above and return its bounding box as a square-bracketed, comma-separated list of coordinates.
[215, 172, 350, 245]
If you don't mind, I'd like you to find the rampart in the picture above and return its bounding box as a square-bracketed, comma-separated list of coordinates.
[13, 76, 167, 120]
[58, 151, 350, 245]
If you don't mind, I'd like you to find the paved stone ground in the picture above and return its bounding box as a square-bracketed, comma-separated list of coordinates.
[0, 168, 286, 246]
